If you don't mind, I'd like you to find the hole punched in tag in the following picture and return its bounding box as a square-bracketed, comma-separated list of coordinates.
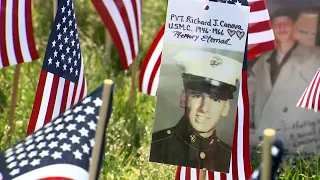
[204, 0, 209, 10]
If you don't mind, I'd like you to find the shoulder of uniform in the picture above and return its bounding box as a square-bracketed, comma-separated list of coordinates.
[216, 138, 232, 152]
[151, 127, 175, 143]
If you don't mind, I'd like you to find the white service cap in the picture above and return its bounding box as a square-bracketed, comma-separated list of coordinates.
[174, 50, 242, 100]
[175, 50, 242, 86]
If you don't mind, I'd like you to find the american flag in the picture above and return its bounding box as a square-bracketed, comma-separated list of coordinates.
[138, 24, 164, 96]
[91, 0, 142, 70]
[0, 83, 114, 180]
[26, 0, 87, 136]
[0, 0, 39, 68]
[296, 68, 320, 112]
[175, 43, 252, 180]
[139, 0, 275, 96]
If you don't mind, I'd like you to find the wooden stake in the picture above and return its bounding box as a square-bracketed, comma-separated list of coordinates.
[129, 59, 138, 109]
[105, 30, 112, 62]
[261, 128, 276, 180]
[53, 0, 57, 18]
[6, 64, 21, 144]
[199, 169, 206, 180]
[88, 80, 114, 180]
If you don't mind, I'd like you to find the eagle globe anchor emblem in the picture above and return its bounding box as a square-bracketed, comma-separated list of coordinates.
[210, 56, 222, 67]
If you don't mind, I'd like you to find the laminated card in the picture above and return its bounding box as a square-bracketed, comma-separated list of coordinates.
[149, 0, 250, 173]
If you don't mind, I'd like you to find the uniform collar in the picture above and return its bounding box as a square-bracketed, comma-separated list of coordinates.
[174, 116, 219, 151]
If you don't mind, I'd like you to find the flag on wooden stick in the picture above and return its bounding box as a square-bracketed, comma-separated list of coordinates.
[0, 83, 114, 180]
[91, 0, 142, 70]
[297, 68, 320, 112]
[26, 0, 87, 136]
[138, 0, 275, 96]
[0, 0, 39, 68]
[250, 139, 284, 180]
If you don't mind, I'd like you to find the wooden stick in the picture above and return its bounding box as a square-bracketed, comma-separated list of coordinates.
[129, 59, 138, 109]
[53, 0, 57, 18]
[6, 64, 21, 144]
[261, 128, 276, 180]
[199, 169, 206, 180]
[88, 80, 114, 180]
[105, 29, 113, 62]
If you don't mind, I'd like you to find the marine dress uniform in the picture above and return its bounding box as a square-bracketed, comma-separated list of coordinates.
[149, 50, 243, 173]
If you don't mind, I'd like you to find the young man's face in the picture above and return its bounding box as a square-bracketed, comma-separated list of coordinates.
[272, 16, 295, 43]
[180, 89, 229, 135]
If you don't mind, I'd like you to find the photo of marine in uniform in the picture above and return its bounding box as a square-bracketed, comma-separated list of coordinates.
[149, 48, 243, 173]
[249, 0, 320, 155]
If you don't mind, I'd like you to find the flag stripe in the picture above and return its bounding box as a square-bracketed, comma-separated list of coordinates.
[27, 70, 50, 136]
[39, 178, 72, 180]
[247, 40, 276, 58]
[297, 68, 320, 112]
[114, 0, 135, 59]
[25, 0, 38, 60]
[33, 71, 54, 133]
[67, 83, 76, 110]
[59, 80, 70, 115]
[313, 73, 320, 110]
[231, 111, 239, 180]
[19, 0, 32, 62]
[70, 83, 77, 107]
[176, 166, 182, 180]
[0, 0, 8, 67]
[208, 171, 214, 180]
[242, 71, 252, 179]
[73, 59, 86, 103]
[150, 64, 160, 96]
[13, 0, 24, 64]
[248, 20, 272, 34]
[43, 75, 60, 126]
[308, 72, 320, 109]
[186, 167, 191, 180]
[6, 0, 18, 65]
[148, 53, 162, 94]
[0, 0, 9, 67]
[248, 0, 266, 12]
[78, 76, 85, 103]
[12, 164, 88, 180]
[132, 0, 140, 44]
[248, 30, 274, 45]
[249, 9, 270, 24]
[124, 0, 139, 53]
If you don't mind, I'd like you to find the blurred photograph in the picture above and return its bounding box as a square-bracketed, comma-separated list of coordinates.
[249, 0, 320, 156]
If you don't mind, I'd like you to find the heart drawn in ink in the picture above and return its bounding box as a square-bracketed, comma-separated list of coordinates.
[236, 30, 245, 40]
[227, 29, 236, 37]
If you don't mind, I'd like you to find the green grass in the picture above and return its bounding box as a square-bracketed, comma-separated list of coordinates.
[0, 0, 319, 179]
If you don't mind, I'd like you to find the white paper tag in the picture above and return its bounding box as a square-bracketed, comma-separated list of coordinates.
[165, 0, 250, 51]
